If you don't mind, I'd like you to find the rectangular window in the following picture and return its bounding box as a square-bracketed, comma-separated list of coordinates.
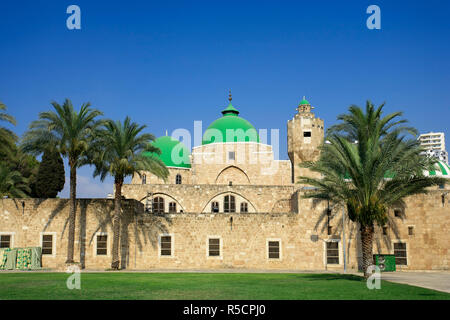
[326, 241, 340, 264]
[224, 195, 236, 213]
[394, 242, 407, 265]
[303, 131, 311, 137]
[211, 202, 219, 213]
[268, 241, 280, 259]
[160, 235, 172, 256]
[0, 235, 11, 248]
[168, 202, 177, 213]
[228, 151, 235, 160]
[42, 234, 53, 255]
[408, 226, 414, 236]
[96, 235, 107, 255]
[208, 238, 220, 257]
[394, 209, 402, 217]
[382, 226, 388, 236]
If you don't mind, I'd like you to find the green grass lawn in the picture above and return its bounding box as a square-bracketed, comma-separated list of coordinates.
[0, 272, 448, 300]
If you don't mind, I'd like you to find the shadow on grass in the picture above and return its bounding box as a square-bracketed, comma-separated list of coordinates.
[297, 273, 364, 282]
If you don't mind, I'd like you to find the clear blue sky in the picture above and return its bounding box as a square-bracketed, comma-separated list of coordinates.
[1, 0, 449, 197]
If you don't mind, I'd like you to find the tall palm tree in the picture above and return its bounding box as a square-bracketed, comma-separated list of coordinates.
[91, 116, 168, 269]
[21, 99, 103, 264]
[298, 101, 446, 278]
[0, 102, 18, 157]
[0, 164, 30, 198]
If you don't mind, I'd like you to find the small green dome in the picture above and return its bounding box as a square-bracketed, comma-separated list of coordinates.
[202, 103, 260, 145]
[426, 161, 450, 178]
[144, 136, 191, 168]
[299, 97, 310, 105]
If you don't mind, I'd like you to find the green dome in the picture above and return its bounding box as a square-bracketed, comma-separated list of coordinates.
[144, 136, 191, 168]
[299, 98, 310, 105]
[426, 161, 450, 178]
[202, 103, 260, 145]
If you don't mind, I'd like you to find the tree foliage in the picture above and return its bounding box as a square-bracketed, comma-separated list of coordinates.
[298, 101, 446, 277]
[21, 98, 103, 263]
[90, 116, 169, 269]
[0, 163, 30, 198]
[35, 149, 65, 198]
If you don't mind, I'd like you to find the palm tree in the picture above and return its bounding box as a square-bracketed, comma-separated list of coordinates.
[0, 164, 30, 198]
[0, 102, 18, 157]
[21, 99, 103, 264]
[298, 101, 446, 278]
[91, 116, 168, 269]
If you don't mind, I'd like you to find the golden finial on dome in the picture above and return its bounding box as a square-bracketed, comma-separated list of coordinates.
[228, 90, 232, 103]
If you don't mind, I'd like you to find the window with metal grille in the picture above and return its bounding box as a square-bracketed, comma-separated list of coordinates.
[326, 241, 339, 264]
[175, 174, 182, 184]
[153, 197, 165, 213]
[96, 235, 107, 255]
[268, 241, 280, 259]
[168, 202, 177, 213]
[240, 202, 248, 213]
[160, 235, 172, 256]
[42, 234, 53, 255]
[224, 195, 236, 213]
[228, 151, 235, 160]
[208, 238, 220, 257]
[0, 235, 11, 248]
[211, 201, 219, 213]
[394, 242, 407, 265]
[142, 174, 146, 184]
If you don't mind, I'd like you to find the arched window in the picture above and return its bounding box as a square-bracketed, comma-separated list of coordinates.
[175, 174, 182, 184]
[142, 174, 146, 184]
[240, 202, 248, 213]
[211, 201, 219, 213]
[168, 202, 177, 213]
[153, 197, 165, 214]
[224, 195, 235, 213]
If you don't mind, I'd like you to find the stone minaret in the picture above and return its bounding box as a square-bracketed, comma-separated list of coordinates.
[287, 97, 324, 184]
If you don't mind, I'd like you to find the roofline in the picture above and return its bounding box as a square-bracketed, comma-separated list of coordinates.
[192, 141, 273, 151]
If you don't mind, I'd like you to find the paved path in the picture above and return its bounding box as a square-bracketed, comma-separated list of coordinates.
[379, 271, 450, 293]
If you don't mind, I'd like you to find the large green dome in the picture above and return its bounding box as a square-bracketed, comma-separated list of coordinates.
[144, 136, 191, 168]
[202, 102, 259, 145]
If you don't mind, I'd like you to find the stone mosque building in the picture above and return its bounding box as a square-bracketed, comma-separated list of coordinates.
[0, 96, 449, 271]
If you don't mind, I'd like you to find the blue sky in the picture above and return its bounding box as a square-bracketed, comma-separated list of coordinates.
[1, 0, 449, 197]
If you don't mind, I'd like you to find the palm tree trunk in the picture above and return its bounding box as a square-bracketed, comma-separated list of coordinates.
[111, 177, 123, 269]
[66, 162, 77, 264]
[360, 224, 374, 278]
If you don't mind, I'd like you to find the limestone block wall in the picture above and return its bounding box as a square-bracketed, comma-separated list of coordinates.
[121, 184, 296, 213]
[191, 142, 292, 185]
[287, 110, 324, 184]
[0, 190, 448, 271]
[132, 167, 191, 185]
[314, 189, 450, 271]
[0, 199, 141, 270]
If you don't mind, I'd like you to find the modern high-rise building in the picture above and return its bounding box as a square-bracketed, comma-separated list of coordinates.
[419, 132, 448, 164]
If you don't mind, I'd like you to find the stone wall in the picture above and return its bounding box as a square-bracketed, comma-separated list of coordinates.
[132, 142, 293, 187]
[121, 184, 296, 213]
[0, 190, 448, 271]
